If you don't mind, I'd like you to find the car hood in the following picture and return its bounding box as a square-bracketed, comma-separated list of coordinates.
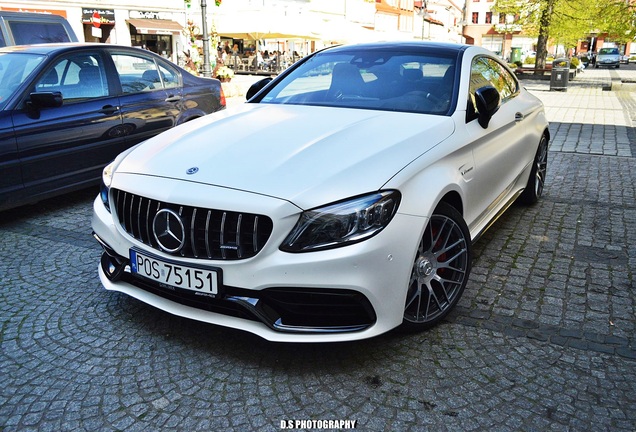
[115, 104, 454, 209]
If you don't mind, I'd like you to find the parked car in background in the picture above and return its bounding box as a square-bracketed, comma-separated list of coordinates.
[93, 41, 550, 343]
[0, 11, 77, 47]
[620, 54, 630, 64]
[596, 47, 620, 68]
[0, 43, 225, 211]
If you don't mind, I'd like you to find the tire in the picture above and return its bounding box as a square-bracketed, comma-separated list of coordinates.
[401, 202, 472, 331]
[520, 134, 548, 205]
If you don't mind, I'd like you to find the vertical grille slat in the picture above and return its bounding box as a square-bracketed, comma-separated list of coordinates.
[220, 212, 227, 260]
[205, 210, 212, 258]
[112, 188, 272, 261]
[136, 195, 143, 241]
[145, 199, 152, 245]
[190, 208, 198, 258]
[253, 216, 259, 253]
[236, 214, 243, 259]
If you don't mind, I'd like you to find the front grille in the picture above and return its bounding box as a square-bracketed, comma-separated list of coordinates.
[112, 188, 273, 260]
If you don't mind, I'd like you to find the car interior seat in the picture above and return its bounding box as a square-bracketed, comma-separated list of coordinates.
[78, 65, 106, 97]
[327, 63, 366, 101]
[141, 69, 164, 89]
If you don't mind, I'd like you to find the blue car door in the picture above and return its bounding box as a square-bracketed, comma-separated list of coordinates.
[0, 110, 19, 209]
[11, 50, 124, 201]
[109, 50, 182, 146]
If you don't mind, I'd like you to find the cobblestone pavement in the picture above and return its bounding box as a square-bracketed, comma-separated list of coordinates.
[1, 68, 635, 431]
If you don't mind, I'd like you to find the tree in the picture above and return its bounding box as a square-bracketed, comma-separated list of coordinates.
[493, 0, 636, 73]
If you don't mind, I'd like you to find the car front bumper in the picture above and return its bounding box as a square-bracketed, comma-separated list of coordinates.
[92, 191, 425, 343]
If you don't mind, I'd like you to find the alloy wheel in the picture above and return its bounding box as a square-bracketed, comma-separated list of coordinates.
[403, 204, 470, 328]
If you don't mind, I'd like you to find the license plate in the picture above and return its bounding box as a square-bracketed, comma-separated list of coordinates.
[130, 249, 219, 296]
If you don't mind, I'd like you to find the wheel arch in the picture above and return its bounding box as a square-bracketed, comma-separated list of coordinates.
[176, 109, 208, 125]
[436, 190, 463, 216]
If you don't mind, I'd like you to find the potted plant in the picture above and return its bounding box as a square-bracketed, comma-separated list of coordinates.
[216, 66, 234, 82]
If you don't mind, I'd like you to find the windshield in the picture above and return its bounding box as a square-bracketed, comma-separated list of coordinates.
[0, 52, 45, 109]
[260, 49, 457, 115]
[599, 48, 619, 55]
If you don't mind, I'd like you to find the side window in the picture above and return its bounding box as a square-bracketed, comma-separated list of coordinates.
[158, 62, 180, 89]
[112, 53, 168, 94]
[489, 59, 518, 100]
[467, 56, 518, 120]
[34, 53, 108, 101]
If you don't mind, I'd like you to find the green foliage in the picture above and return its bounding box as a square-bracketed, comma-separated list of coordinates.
[492, 0, 636, 45]
[569, 56, 580, 68]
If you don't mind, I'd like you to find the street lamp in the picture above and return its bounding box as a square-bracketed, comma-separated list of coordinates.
[200, 0, 211, 77]
[417, 1, 431, 40]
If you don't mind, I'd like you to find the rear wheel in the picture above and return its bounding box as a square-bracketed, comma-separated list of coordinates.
[520, 134, 548, 205]
[401, 202, 471, 331]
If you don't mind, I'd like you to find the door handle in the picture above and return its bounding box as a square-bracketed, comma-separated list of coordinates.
[165, 95, 182, 102]
[515, 112, 525, 122]
[99, 105, 120, 115]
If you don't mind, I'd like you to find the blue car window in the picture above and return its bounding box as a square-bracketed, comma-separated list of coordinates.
[112, 53, 164, 94]
[37, 53, 108, 101]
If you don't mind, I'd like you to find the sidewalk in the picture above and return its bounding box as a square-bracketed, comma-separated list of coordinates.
[523, 68, 636, 157]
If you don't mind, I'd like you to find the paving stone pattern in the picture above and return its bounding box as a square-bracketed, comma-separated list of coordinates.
[1, 68, 635, 431]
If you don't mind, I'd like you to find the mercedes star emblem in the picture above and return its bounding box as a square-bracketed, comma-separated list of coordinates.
[152, 209, 186, 253]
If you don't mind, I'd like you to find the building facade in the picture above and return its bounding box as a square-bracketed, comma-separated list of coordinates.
[1, 0, 470, 67]
[1, 1, 187, 63]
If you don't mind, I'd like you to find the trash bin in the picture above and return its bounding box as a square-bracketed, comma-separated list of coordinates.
[510, 47, 522, 64]
[550, 58, 569, 91]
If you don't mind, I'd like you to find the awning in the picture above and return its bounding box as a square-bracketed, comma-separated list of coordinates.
[214, 14, 321, 41]
[127, 18, 182, 35]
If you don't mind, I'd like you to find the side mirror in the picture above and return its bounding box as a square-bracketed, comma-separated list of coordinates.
[474, 86, 500, 128]
[246, 78, 273, 100]
[28, 91, 63, 109]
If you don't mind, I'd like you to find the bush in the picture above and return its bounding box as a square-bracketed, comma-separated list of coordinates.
[570, 57, 580, 68]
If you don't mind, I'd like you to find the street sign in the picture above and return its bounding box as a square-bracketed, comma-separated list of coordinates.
[92, 11, 101, 28]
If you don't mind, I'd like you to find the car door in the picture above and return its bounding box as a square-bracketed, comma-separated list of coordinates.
[0, 110, 19, 209]
[11, 50, 125, 200]
[109, 50, 183, 146]
[464, 55, 537, 230]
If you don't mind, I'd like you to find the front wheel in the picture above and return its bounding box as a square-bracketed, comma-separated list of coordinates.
[519, 134, 548, 205]
[401, 202, 472, 331]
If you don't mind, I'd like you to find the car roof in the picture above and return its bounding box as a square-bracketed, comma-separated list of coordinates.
[322, 41, 472, 55]
[0, 43, 142, 55]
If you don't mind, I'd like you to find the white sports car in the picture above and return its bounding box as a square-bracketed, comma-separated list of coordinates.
[92, 42, 549, 342]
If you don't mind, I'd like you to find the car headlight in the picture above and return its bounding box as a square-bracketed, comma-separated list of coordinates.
[100, 161, 115, 211]
[99, 144, 141, 212]
[280, 191, 401, 253]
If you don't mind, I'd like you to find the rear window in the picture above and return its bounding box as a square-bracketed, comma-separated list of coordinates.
[8, 21, 72, 45]
[599, 48, 619, 55]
